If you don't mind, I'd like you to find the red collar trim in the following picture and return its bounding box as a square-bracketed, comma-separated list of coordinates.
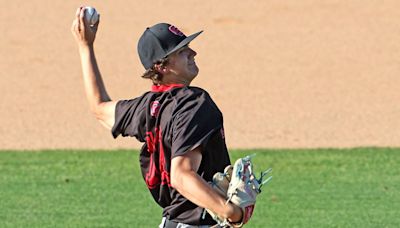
[151, 84, 185, 92]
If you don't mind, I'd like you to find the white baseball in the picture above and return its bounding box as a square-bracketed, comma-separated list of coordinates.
[84, 6, 99, 27]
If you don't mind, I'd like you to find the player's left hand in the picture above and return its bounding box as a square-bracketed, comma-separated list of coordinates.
[206, 155, 272, 227]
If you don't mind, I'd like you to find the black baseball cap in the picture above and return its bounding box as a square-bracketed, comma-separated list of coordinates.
[137, 23, 203, 70]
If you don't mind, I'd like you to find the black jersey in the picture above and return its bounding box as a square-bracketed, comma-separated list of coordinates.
[111, 84, 231, 225]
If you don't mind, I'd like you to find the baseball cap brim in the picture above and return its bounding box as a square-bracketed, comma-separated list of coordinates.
[164, 30, 203, 57]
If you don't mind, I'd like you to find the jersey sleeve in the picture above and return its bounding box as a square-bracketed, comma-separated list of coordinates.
[111, 98, 146, 141]
[171, 91, 223, 157]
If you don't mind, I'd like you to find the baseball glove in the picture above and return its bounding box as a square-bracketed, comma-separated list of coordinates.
[205, 155, 272, 227]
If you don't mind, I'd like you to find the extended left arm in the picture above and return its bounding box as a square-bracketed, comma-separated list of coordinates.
[170, 147, 242, 223]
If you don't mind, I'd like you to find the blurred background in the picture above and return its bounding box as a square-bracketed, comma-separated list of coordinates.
[1, 0, 400, 150]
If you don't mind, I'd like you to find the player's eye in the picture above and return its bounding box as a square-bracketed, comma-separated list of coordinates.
[179, 45, 189, 53]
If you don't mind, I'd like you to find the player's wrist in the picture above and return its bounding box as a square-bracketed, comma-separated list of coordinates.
[78, 43, 93, 51]
[226, 203, 243, 224]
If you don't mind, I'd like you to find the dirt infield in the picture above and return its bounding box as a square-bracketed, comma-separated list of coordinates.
[2, 0, 400, 149]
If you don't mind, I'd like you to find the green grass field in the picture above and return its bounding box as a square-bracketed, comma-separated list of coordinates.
[1, 148, 399, 228]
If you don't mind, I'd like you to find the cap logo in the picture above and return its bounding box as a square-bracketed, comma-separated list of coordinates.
[168, 25, 184, 36]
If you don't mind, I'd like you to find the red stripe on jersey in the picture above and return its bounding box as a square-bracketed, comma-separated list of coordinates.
[158, 129, 171, 187]
[145, 128, 171, 189]
[145, 150, 160, 189]
[145, 129, 160, 189]
[151, 84, 185, 92]
[146, 131, 156, 154]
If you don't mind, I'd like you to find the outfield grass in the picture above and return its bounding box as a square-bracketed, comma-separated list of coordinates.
[0, 148, 399, 227]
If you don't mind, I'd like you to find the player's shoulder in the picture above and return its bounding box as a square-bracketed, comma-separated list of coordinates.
[171, 86, 216, 106]
[174, 86, 211, 98]
[173, 86, 220, 111]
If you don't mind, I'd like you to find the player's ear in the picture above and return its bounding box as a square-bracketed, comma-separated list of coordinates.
[154, 64, 169, 74]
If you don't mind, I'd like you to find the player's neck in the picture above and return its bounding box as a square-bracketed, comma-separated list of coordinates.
[161, 74, 193, 86]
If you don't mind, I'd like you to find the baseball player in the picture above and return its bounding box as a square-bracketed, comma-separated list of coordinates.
[71, 7, 245, 227]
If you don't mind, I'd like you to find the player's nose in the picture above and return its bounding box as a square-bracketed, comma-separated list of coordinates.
[188, 48, 197, 57]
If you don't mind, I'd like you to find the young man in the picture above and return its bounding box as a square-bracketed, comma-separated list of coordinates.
[71, 7, 242, 227]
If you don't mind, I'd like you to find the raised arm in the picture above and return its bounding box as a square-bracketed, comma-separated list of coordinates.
[71, 7, 116, 129]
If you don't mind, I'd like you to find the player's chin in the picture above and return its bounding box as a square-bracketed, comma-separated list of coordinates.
[191, 69, 199, 78]
[189, 64, 199, 76]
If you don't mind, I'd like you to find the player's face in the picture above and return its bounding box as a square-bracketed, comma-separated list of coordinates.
[167, 45, 199, 83]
